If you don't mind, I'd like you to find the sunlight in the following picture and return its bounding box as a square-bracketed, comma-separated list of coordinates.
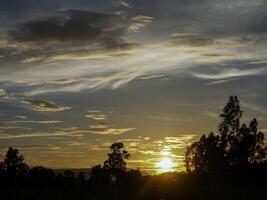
[156, 157, 175, 173]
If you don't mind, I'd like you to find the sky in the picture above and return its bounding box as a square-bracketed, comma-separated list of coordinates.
[0, 0, 267, 173]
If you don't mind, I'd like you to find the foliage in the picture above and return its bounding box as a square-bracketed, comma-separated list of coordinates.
[103, 142, 130, 179]
[185, 96, 267, 173]
[0, 147, 29, 177]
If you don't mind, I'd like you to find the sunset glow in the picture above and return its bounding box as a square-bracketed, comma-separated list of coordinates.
[156, 157, 175, 173]
[0, 0, 266, 174]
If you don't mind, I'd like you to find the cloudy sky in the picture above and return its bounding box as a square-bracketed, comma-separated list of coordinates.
[0, 0, 267, 172]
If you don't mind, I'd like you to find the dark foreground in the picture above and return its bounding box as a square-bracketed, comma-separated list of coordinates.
[1, 166, 267, 200]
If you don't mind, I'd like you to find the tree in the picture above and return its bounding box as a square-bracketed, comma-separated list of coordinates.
[227, 118, 266, 166]
[185, 133, 225, 173]
[27, 166, 56, 187]
[0, 147, 29, 177]
[185, 96, 267, 173]
[103, 142, 130, 179]
[218, 96, 242, 152]
[90, 164, 110, 184]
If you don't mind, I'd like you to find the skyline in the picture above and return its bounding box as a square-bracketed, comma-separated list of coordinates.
[0, 0, 267, 172]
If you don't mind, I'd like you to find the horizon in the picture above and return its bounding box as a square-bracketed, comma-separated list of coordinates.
[0, 0, 267, 173]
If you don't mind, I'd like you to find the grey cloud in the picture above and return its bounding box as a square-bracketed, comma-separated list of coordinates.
[169, 33, 215, 48]
[23, 99, 71, 112]
[8, 10, 128, 48]
[0, 122, 32, 131]
[125, 0, 267, 46]
[167, 33, 267, 50]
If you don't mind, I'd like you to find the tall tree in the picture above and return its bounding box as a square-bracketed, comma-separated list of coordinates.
[218, 96, 242, 152]
[227, 118, 266, 166]
[104, 142, 130, 179]
[0, 147, 29, 177]
[185, 133, 225, 173]
[185, 96, 267, 173]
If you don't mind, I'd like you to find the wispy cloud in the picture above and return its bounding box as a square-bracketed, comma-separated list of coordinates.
[86, 114, 107, 121]
[23, 99, 71, 112]
[5, 120, 63, 124]
[0, 131, 83, 139]
[0, 122, 32, 131]
[15, 115, 27, 119]
[88, 124, 135, 135]
[0, 145, 61, 151]
[128, 15, 154, 32]
[87, 110, 102, 113]
[119, 0, 132, 8]
[192, 67, 267, 84]
[205, 78, 239, 86]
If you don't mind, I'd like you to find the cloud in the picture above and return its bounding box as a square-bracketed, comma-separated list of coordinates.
[0, 89, 6, 97]
[128, 15, 154, 32]
[20, 43, 141, 64]
[169, 33, 215, 48]
[88, 124, 135, 135]
[15, 115, 27, 119]
[137, 74, 167, 80]
[0, 145, 61, 151]
[86, 114, 107, 121]
[0, 123, 32, 131]
[87, 110, 102, 113]
[119, 1, 131, 8]
[8, 10, 127, 48]
[0, 130, 84, 139]
[23, 99, 71, 112]
[192, 67, 267, 80]
[205, 78, 239, 86]
[51, 124, 136, 136]
[0, 1, 266, 104]
[112, 0, 132, 8]
[5, 120, 63, 124]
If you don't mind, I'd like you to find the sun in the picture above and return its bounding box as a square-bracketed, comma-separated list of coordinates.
[156, 157, 175, 173]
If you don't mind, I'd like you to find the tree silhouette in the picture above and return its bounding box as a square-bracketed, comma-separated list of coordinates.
[227, 118, 266, 167]
[185, 96, 267, 173]
[103, 142, 130, 180]
[90, 164, 110, 184]
[0, 147, 29, 177]
[218, 95, 242, 152]
[185, 132, 225, 173]
[27, 166, 56, 187]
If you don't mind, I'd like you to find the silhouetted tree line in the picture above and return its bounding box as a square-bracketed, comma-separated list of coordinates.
[1, 96, 267, 200]
[185, 96, 267, 173]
